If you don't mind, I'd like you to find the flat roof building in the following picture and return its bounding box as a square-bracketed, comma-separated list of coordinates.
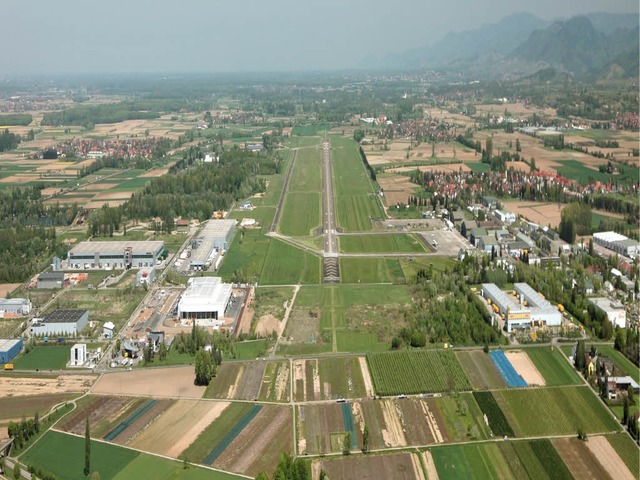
[589, 297, 626, 329]
[593, 231, 640, 257]
[67, 241, 165, 270]
[0, 338, 23, 364]
[31, 309, 89, 337]
[189, 220, 236, 271]
[0, 298, 32, 316]
[37, 272, 65, 289]
[177, 277, 232, 327]
[482, 283, 562, 332]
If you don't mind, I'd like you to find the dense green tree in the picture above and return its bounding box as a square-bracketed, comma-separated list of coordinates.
[575, 340, 586, 373]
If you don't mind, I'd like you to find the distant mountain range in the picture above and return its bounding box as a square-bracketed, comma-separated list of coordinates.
[366, 12, 639, 79]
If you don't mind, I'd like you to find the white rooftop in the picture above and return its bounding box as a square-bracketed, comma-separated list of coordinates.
[200, 220, 236, 238]
[589, 297, 625, 313]
[69, 241, 164, 255]
[178, 277, 232, 313]
[593, 231, 627, 243]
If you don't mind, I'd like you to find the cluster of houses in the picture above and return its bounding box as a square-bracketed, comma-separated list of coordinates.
[34, 137, 163, 160]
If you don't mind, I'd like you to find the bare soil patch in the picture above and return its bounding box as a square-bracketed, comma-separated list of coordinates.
[0, 375, 95, 397]
[129, 399, 229, 458]
[389, 163, 471, 174]
[380, 399, 407, 447]
[358, 357, 374, 397]
[213, 405, 292, 476]
[316, 452, 422, 480]
[502, 200, 564, 227]
[94, 191, 135, 200]
[91, 366, 205, 398]
[255, 314, 280, 337]
[422, 451, 439, 480]
[504, 351, 546, 386]
[84, 199, 129, 209]
[0, 283, 21, 298]
[585, 435, 635, 480]
[60, 395, 135, 435]
[234, 362, 267, 400]
[552, 437, 613, 480]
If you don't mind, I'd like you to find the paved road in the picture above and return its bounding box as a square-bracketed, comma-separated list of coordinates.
[321, 140, 338, 256]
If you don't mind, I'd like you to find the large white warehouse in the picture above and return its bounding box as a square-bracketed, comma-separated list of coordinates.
[481, 282, 562, 332]
[67, 241, 165, 270]
[177, 277, 232, 327]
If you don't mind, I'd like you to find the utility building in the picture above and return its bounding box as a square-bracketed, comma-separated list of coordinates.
[0, 298, 32, 316]
[177, 277, 232, 327]
[67, 241, 165, 270]
[37, 272, 65, 289]
[0, 339, 23, 363]
[589, 298, 626, 329]
[31, 309, 89, 337]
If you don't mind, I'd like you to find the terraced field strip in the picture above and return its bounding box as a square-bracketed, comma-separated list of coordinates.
[490, 350, 527, 387]
[456, 350, 506, 390]
[203, 404, 263, 464]
[606, 433, 640, 478]
[104, 399, 157, 441]
[341, 403, 358, 450]
[496, 386, 621, 436]
[524, 347, 582, 386]
[367, 350, 471, 395]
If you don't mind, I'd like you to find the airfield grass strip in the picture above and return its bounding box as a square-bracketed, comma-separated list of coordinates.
[203, 404, 263, 465]
[104, 399, 157, 441]
[341, 403, 357, 450]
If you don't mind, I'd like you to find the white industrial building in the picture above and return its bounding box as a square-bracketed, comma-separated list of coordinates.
[69, 343, 87, 367]
[493, 209, 516, 224]
[589, 297, 626, 329]
[31, 309, 89, 337]
[103, 321, 115, 338]
[67, 241, 165, 270]
[481, 282, 562, 332]
[136, 266, 156, 286]
[189, 220, 236, 271]
[177, 277, 232, 327]
[0, 298, 32, 316]
[593, 231, 640, 257]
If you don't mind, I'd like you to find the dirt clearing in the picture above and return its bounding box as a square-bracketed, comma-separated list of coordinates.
[0, 375, 95, 397]
[358, 357, 374, 397]
[255, 314, 280, 336]
[91, 366, 205, 398]
[0, 283, 21, 298]
[129, 400, 230, 458]
[585, 435, 635, 480]
[504, 351, 546, 386]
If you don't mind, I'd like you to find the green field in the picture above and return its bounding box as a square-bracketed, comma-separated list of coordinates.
[292, 124, 330, 136]
[431, 442, 516, 480]
[21, 431, 241, 480]
[434, 393, 491, 442]
[607, 432, 640, 478]
[338, 234, 426, 253]
[339, 257, 405, 284]
[13, 346, 71, 370]
[259, 239, 321, 284]
[556, 159, 637, 186]
[496, 386, 621, 436]
[465, 161, 491, 173]
[472, 391, 515, 437]
[367, 350, 471, 395]
[288, 144, 322, 192]
[332, 136, 384, 231]
[278, 192, 321, 236]
[524, 347, 582, 386]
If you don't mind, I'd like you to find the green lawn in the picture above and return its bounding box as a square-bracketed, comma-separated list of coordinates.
[339, 257, 405, 284]
[524, 347, 582, 386]
[259, 239, 321, 285]
[556, 159, 637, 186]
[339, 234, 426, 253]
[278, 192, 321, 236]
[234, 339, 270, 360]
[288, 144, 322, 192]
[465, 161, 490, 173]
[431, 442, 511, 480]
[13, 346, 71, 370]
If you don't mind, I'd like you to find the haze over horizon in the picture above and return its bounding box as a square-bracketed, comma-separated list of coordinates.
[4, 0, 638, 75]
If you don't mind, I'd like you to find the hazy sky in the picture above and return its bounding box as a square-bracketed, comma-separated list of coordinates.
[3, 0, 638, 74]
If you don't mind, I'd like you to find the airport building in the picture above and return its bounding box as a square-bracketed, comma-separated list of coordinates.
[481, 282, 562, 332]
[0, 338, 23, 364]
[31, 309, 89, 337]
[188, 220, 236, 271]
[177, 277, 232, 327]
[67, 241, 165, 270]
[588, 297, 626, 329]
[0, 298, 32, 316]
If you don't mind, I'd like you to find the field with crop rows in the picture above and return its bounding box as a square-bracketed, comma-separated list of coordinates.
[338, 234, 426, 253]
[496, 386, 621, 436]
[431, 443, 515, 480]
[524, 347, 582, 386]
[367, 350, 470, 395]
[607, 433, 640, 478]
[472, 391, 515, 437]
[456, 350, 506, 390]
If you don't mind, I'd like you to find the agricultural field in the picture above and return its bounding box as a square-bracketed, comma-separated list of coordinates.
[367, 350, 471, 395]
[456, 350, 506, 390]
[495, 386, 621, 436]
[524, 347, 582, 386]
[0, 393, 76, 421]
[292, 357, 369, 402]
[431, 394, 490, 442]
[338, 233, 426, 253]
[552, 436, 634, 480]
[257, 361, 290, 402]
[314, 452, 426, 480]
[606, 432, 640, 479]
[204, 361, 267, 400]
[297, 402, 352, 454]
[21, 431, 242, 480]
[472, 391, 515, 438]
[509, 439, 573, 480]
[430, 442, 518, 480]
[332, 136, 385, 232]
[12, 345, 72, 370]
